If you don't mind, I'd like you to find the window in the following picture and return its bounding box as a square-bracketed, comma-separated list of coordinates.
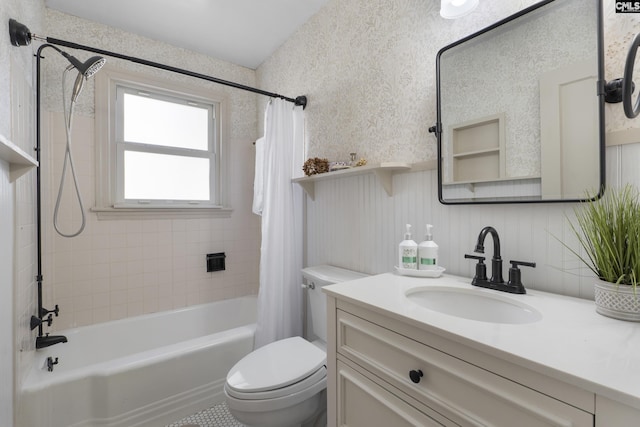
[95, 67, 229, 217]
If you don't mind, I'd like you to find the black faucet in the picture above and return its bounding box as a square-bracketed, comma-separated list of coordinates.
[465, 226, 535, 294]
[474, 226, 503, 284]
[36, 334, 68, 349]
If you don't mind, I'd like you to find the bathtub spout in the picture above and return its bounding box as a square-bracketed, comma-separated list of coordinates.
[36, 334, 68, 349]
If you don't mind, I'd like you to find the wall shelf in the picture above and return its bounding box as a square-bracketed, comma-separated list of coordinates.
[0, 134, 38, 182]
[293, 161, 432, 200]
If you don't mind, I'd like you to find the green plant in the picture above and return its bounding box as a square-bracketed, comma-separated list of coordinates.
[564, 185, 640, 287]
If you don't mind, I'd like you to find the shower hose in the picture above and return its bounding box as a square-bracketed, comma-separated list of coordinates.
[53, 66, 86, 238]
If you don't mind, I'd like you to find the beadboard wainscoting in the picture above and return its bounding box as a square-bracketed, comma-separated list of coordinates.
[305, 144, 640, 301]
[0, 160, 15, 426]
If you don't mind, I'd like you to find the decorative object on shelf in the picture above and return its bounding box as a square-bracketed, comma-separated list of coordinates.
[329, 161, 351, 171]
[354, 158, 367, 167]
[561, 185, 640, 321]
[302, 157, 329, 176]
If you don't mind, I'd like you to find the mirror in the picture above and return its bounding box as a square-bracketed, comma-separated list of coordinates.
[436, 0, 604, 204]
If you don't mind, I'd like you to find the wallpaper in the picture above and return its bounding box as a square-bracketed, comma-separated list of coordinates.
[258, 0, 640, 165]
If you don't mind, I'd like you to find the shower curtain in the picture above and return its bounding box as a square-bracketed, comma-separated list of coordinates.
[254, 98, 305, 349]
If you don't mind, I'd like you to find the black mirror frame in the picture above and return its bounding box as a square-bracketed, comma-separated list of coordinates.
[435, 0, 605, 205]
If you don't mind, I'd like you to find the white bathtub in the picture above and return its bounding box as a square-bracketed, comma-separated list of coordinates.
[19, 296, 257, 427]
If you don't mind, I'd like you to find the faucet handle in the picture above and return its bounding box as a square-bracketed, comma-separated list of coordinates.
[510, 260, 536, 269]
[465, 254, 487, 283]
[40, 304, 60, 318]
[507, 260, 536, 294]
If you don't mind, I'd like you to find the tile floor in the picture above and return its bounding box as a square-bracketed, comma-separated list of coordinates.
[166, 403, 245, 427]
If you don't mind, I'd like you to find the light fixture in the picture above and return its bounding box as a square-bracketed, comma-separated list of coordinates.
[440, 0, 479, 19]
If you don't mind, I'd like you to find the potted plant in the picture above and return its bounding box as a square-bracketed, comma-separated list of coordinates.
[564, 184, 640, 321]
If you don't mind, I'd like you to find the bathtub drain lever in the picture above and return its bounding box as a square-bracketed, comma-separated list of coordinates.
[47, 357, 58, 372]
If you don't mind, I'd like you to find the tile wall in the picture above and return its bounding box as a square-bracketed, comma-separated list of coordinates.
[42, 112, 260, 331]
[40, 10, 263, 331]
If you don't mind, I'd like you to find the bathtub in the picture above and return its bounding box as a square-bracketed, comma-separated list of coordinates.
[19, 296, 257, 427]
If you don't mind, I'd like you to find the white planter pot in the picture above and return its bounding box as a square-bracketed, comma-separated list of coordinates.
[594, 279, 640, 322]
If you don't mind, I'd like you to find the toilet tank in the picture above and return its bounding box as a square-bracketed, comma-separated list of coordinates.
[302, 265, 368, 342]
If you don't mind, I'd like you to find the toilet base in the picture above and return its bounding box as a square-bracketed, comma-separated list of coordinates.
[226, 389, 326, 427]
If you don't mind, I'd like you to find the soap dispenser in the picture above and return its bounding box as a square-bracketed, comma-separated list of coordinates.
[399, 224, 418, 269]
[418, 224, 439, 270]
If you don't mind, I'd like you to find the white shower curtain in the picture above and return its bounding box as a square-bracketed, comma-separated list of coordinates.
[254, 98, 305, 349]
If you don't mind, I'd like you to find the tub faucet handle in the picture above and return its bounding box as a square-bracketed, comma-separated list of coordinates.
[30, 313, 54, 330]
[40, 304, 60, 318]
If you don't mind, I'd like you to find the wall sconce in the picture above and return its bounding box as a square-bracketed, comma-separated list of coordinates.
[605, 32, 640, 118]
[440, 0, 479, 19]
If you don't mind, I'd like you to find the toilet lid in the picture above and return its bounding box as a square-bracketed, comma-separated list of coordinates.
[226, 337, 326, 394]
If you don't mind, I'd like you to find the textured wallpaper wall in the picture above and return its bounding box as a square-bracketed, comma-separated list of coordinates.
[257, 0, 546, 164]
[258, 0, 640, 164]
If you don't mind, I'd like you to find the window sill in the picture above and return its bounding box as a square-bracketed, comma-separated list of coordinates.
[91, 206, 233, 220]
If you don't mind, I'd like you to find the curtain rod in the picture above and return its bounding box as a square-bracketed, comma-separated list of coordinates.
[43, 37, 307, 109]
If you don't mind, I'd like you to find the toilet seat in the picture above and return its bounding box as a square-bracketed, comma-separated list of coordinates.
[226, 336, 326, 400]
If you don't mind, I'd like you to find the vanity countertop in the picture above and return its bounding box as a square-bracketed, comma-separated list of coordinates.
[323, 272, 640, 410]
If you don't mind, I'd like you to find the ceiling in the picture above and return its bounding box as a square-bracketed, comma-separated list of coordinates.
[44, 0, 329, 69]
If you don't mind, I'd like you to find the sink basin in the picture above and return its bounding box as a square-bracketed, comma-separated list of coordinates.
[405, 286, 542, 324]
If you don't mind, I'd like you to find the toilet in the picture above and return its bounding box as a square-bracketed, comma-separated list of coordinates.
[224, 265, 368, 427]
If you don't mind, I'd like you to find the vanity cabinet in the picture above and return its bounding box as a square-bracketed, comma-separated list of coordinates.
[327, 299, 595, 427]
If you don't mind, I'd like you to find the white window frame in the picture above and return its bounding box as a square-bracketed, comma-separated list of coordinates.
[94, 66, 231, 219]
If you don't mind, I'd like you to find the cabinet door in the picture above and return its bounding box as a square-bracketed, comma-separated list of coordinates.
[337, 310, 594, 427]
[337, 360, 450, 427]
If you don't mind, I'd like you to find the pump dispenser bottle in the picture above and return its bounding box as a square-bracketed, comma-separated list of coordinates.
[418, 224, 439, 270]
[399, 224, 418, 269]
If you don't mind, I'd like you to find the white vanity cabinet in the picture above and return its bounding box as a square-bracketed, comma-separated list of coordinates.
[327, 298, 595, 427]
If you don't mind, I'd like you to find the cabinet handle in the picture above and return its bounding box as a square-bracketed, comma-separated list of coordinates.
[409, 369, 424, 384]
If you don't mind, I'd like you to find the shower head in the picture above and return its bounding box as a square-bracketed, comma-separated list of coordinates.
[83, 56, 106, 78]
[62, 53, 106, 79]
[62, 54, 106, 103]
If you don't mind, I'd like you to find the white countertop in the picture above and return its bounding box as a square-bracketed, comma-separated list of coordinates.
[323, 272, 640, 410]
